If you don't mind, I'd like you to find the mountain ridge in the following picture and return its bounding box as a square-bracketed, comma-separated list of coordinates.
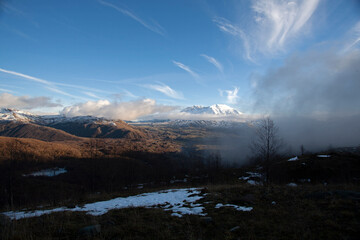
[0, 108, 150, 140]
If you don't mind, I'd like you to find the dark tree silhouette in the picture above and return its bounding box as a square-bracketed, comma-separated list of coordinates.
[300, 144, 305, 156]
[251, 117, 282, 183]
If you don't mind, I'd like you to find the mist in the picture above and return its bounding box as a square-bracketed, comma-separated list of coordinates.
[276, 115, 360, 154]
[208, 45, 360, 165]
[251, 47, 360, 117]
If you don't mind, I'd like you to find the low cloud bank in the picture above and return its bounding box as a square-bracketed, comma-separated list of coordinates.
[60, 99, 176, 121]
[0, 93, 61, 109]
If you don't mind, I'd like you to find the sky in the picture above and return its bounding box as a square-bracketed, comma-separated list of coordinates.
[0, 0, 359, 120]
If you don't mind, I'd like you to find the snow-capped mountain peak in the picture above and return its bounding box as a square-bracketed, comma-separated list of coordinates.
[181, 104, 242, 116]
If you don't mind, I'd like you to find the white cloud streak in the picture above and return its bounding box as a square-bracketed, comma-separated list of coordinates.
[201, 54, 223, 72]
[213, 17, 253, 61]
[144, 83, 184, 100]
[214, 0, 320, 60]
[343, 21, 360, 52]
[0, 88, 15, 93]
[0, 68, 50, 85]
[252, 0, 320, 50]
[44, 86, 88, 101]
[54, 82, 111, 94]
[98, 0, 165, 36]
[82, 92, 102, 99]
[0, 68, 89, 100]
[172, 61, 200, 79]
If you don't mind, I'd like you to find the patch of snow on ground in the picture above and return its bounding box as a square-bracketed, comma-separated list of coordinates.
[239, 172, 262, 181]
[288, 156, 298, 161]
[287, 183, 298, 187]
[317, 155, 331, 158]
[247, 180, 261, 185]
[2, 188, 206, 220]
[239, 176, 250, 180]
[246, 172, 262, 178]
[215, 203, 253, 212]
[23, 168, 67, 177]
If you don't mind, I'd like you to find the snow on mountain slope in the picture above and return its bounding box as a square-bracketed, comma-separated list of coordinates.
[0, 108, 117, 126]
[181, 104, 242, 116]
[1, 106, 243, 129]
[0, 108, 37, 122]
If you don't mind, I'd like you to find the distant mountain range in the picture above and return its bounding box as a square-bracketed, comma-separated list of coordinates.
[0, 108, 149, 141]
[0, 105, 244, 141]
[0, 104, 241, 123]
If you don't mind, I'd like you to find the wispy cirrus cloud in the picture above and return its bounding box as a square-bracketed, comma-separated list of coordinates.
[7, 27, 36, 41]
[98, 0, 165, 36]
[144, 83, 184, 100]
[0, 68, 50, 85]
[111, 90, 138, 100]
[0, 68, 86, 100]
[343, 21, 360, 52]
[201, 54, 223, 72]
[54, 82, 111, 95]
[219, 87, 239, 104]
[82, 92, 102, 99]
[172, 60, 199, 79]
[214, 0, 320, 60]
[252, 0, 320, 50]
[1, 2, 24, 15]
[0, 88, 15, 93]
[213, 17, 252, 61]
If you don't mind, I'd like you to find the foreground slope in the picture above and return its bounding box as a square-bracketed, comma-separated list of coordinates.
[0, 136, 83, 161]
[48, 120, 149, 139]
[0, 122, 81, 142]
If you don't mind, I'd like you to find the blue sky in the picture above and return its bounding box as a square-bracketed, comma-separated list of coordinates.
[0, 0, 359, 120]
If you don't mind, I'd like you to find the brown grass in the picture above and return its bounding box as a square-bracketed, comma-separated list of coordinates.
[1, 183, 359, 240]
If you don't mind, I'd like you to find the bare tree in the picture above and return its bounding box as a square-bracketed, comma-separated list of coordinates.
[250, 117, 282, 183]
[300, 144, 305, 156]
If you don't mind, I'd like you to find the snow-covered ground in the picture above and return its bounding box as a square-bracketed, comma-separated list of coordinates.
[288, 156, 299, 161]
[239, 171, 262, 185]
[247, 180, 262, 185]
[23, 168, 67, 177]
[2, 188, 206, 220]
[287, 183, 298, 187]
[239, 171, 262, 181]
[215, 203, 253, 212]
